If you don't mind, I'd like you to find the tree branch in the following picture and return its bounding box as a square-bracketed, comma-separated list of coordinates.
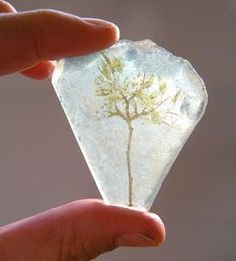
[128, 73, 147, 101]
[108, 104, 127, 121]
[129, 100, 139, 120]
[130, 107, 155, 120]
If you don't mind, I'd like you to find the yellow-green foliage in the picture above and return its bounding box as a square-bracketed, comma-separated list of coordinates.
[94, 53, 181, 207]
[95, 54, 179, 125]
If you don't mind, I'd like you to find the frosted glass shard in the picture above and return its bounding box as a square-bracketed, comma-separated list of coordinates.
[52, 39, 208, 211]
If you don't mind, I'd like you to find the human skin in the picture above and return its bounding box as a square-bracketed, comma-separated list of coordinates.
[0, 1, 165, 260]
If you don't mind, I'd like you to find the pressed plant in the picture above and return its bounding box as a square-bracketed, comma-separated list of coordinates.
[52, 39, 207, 210]
[95, 54, 181, 206]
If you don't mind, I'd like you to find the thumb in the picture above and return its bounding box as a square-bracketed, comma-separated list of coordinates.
[0, 199, 165, 261]
[67, 200, 165, 259]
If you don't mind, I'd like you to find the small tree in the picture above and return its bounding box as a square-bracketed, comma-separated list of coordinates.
[95, 54, 180, 206]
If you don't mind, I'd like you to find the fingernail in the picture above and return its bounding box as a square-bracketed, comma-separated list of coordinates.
[84, 18, 120, 40]
[115, 233, 159, 247]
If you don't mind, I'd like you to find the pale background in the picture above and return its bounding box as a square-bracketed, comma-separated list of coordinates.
[0, 1, 235, 260]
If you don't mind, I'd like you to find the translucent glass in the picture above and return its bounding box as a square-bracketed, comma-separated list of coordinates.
[52, 40, 207, 210]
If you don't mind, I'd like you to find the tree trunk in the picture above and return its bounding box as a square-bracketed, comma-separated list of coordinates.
[126, 121, 133, 206]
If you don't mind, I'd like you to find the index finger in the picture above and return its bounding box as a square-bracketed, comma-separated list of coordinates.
[0, 9, 119, 76]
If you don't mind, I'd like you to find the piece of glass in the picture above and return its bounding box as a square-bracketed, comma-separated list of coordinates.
[52, 40, 207, 211]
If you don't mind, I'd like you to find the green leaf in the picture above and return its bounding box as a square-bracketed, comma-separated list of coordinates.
[150, 111, 161, 124]
[143, 75, 154, 89]
[172, 90, 181, 104]
[101, 54, 112, 66]
[112, 57, 124, 73]
[159, 81, 167, 94]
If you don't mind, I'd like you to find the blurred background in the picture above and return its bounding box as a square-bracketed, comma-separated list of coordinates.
[0, 0, 235, 260]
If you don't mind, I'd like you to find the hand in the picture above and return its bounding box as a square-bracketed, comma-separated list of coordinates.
[0, 0, 119, 78]
[0, 1, 165, 260]
[0, 200, 165, 261]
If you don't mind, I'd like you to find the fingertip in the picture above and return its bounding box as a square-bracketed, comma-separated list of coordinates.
[84, 18, 120, 42]
[85, 202, 166, 246]
[144, 212, 166, 245]
[76, 18, 120, 55]
[32, 10, 120, 56]
[20, 60, 55, 80]
[101, 21, 120, 44]
[0, 0, 17, 13]
[98, 205, 166, 248]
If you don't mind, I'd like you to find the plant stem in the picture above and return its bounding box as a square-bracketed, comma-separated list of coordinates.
[126, 121, 133, 206]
